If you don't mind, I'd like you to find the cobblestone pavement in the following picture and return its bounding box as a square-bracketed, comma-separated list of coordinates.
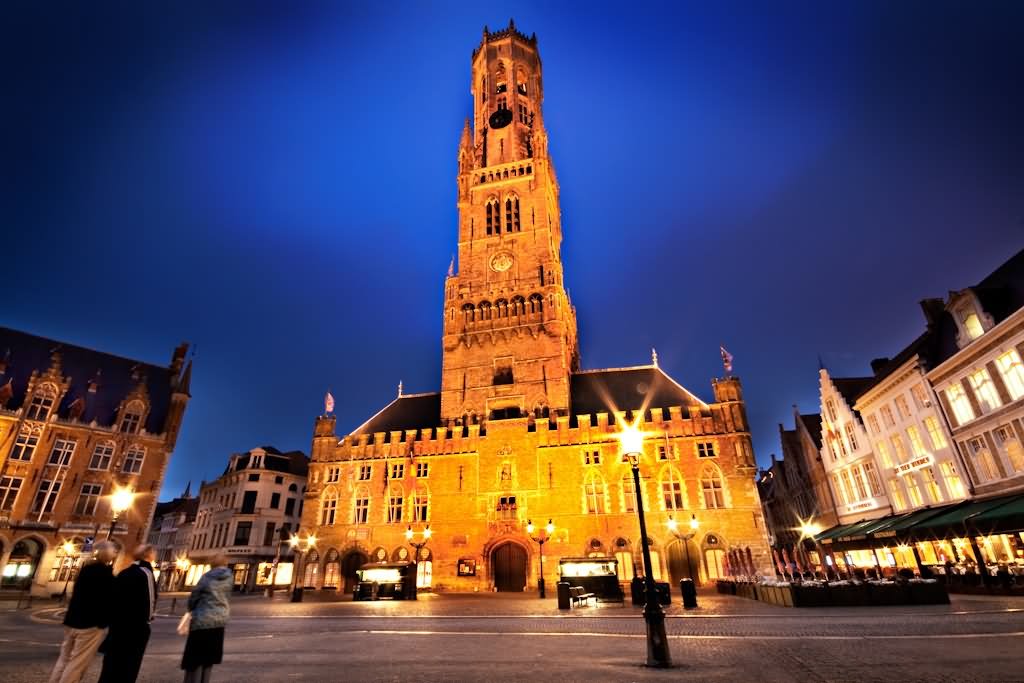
[1, 591, 1021, 682]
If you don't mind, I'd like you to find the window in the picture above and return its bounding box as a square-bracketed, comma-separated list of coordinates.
[0, 477, 22, 512]
[247, 473, 260, 482]
[894, 395, 912, 420]
[75, 483, 102, 516]
[924, 416, 948, 450]
[270, 492, 281, 509]
[358, 465, 372, 481]
[844, 423, 859, 451]
[904, 474, 924, 507]
[656, 445, 668, 461]
[967, 437, 998, 482]
[387, 489, 404, 523]
[906, 426, 928, 457]
[888, 478, 907, 512]
[890, 435, 908, 462]
[321, 490, 338, 525]
[285, 498, 296, 516]
[48, 439, 76, 466]
[825, 399, 837, 421]
[263, 522, 276, 546]
[90, 442, 114, 470]
[876, 441, 892, 468]
[486, 199, 498, 235]
[583, 449, 600, 465]
[995, 426, 1024, 474]
[233, 522, 252, 546]
[851, 466, 868, 500]
[497, 495, 517, 520]
[25, 388, 56, 421]
[121, 446, 145, 474]
[391, 463, 404, 480]
[275, 476, 283, 484]
[968, 369, 1002, 414]
[415, 462, 429, 478]
[500, 463, 513, 482]
[880, 406, 895, 428]
[996, 350, 1024, 400]
[946, 384, 975, 424]
[11, 428, 39, 461]
[621, 475, 636, 513]
[911, 384, 930, 409]
[700, 464, 725, 509]
[31, 479, 61, 514]
[840, 470, 855, 503]
[119, 404, 143, 433]
[940, 461, 966, 499]
[583, 473, 606, 514]
[327, 467, 340, 483]
[660, 469, 685, 511]
[863, 462, 882, 496]
[413, 488, 429, 522]
[832, 474, 848, 505]
[920, 467, 943, 503]
[696, 442, 716, 458]
[505, 196, 520, 232]
[958, 306, 984, 340]
[353, 493, 369, 524]
[241, 491, 257, 514]
[867, 414, 880, 435]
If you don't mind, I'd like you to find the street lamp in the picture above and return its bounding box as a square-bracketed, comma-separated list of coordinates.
[405, 524, 432, 600]
[526, 519, 555, 598]
[107, 486, 135, 540]
[59, 540, 78, 603]
[617, 423, 672, 668]
[667, 514, 700, 582]
[289, 532, 317, 603]
[798, 519, 824, 579]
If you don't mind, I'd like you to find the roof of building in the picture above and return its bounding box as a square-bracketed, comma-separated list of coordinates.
[229, 447, 309, 476]
[0, 326, 187, 433]
[152, 495, 198, 523]
[798, 413, 823, 449]
[830, 376, 875, 410]
[346, 365, 708, 437]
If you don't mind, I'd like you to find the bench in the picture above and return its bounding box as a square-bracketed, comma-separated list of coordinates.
[569, 586, 596, 607]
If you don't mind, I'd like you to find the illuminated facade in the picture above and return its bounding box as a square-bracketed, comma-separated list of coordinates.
[301, 22, 772, 595]
[0, 327, 191, 596]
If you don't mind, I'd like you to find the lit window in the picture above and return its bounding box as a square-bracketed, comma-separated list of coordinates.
[940, 461, 966, 499]
[906, 426, 928, 457]
[863, 462, 882, 496]
[840, 470, 855, 502]
[904, 474, 924, 507]
[851, 466, 868, 500]
[326, 467, 340, 483]
[924, 416, 948, 450]
[584, 473, 606, 514]
[122, 446, 145, 474]
[958, 307, 984, 340]
[496, 495, 517, 520]
[910, 384, 930, 409]
[700, 464, 726, 509]
[880, 406, 895, 428]
[48, 439, 76, 466]
[921, 467, 943, 503]
[890, 435, 908, 462]
[996, 350, 1024, 400]
[994, 426, 1024, 474]
[89, 442, 114, 470]
[867, 414, 880, 435]
[876, 441, 892, 468]
[945, 384, 975, 424]
[10, 428, 40, 462]
[894, 395, 911, 420]
[621, 475, 636, 513]
[888, 478, 906, 512]
[412, 488, 429, 522]
[832, 474, 847, 505]
[967, 437, 999, 482]
[844, 423, 859, 451]
[825, 399, 837, 421]
[968, 369, 1002, 414]
[660, 469, 685, 511]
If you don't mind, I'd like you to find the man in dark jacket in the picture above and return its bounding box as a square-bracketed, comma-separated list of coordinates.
[98, 545, 158, 683]
[48, 541, 117, 683]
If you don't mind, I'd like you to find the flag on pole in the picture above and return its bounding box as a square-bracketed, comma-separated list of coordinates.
[720, 345, 734, 375]
[324, 391, 335, 414]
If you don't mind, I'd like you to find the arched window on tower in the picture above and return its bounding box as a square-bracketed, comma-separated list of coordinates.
[495, 299, 508, 318]
[478, 301, 492, 320]
[486, 199, 499, 235]
[511, 296, 525, 316]
[528, 294, 543, 315]
[462, 303, 475, 323]
[505, 195, 520, 232]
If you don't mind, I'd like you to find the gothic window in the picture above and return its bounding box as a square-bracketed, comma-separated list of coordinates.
[621, 475, 636, 513]
[352, 485, 370, 524]
[583, 471, 606, 514]
[120, 400, 145, 433]
[25, 385, 56, 421]
[11, 427, 40, 461]
[48, 439, 76, 466]
[387, 484, 404, 523]
[462, 303, 476, 322]
[496, 495, 517, 520]
[528, 293, 543, 314]
[495, 299, 508, 317]
[700, 463, 726, 509]
[322, 549, 340, 588]
[660, 467, 685, 511]
[486, 200, 497, 235]
[412, 485, 429, 522]
[696, 441, 716, 458]
[497, 95, 507, 110]
[321, 488, 338, 525]
[478, 301, 492, 320]
[90, 442, 115, 470]
[121, 445, 145, 474]
[505, 195, 520, 231]
[511, 295, 525, 316]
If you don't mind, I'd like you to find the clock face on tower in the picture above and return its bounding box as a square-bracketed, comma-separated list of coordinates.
[489, 108, 513, 129]
[489, 252, 514, 272]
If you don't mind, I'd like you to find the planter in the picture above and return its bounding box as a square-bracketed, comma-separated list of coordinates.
[909, 582, 950, 605]
[791, 585, 827, 607]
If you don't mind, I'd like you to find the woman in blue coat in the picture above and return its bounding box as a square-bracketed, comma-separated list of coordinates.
[182, 554, 233, 683]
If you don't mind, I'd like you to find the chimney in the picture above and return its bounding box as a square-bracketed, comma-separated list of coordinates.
[870, 357, 891, 375]
[919, 298, 945, 329]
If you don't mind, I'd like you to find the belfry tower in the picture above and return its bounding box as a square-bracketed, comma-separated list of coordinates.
[441, 20, 579, 424]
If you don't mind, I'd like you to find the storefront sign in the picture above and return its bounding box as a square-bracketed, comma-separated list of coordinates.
[457, 558, 476, 576]
[894, 455, 932, 476]
[845, 499, 878, 514]
[225, 547, 258, 555]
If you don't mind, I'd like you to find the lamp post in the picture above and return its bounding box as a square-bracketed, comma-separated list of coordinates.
[798, 519, 824, 579]
[667, 514, 699, 582]
[107, 486, 135, 540]
[618, 423, 672, 668]
[526, 519, 555, 598]
[289, 532, 317, 603]
[404, 524, 432, 600]
[59, 540, 78, 603]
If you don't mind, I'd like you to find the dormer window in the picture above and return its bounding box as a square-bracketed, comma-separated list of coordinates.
[120, 401, 144, 433]
[948, 290, 993, 348]
[495, 81, 507, 94]
[958, 306, 984, 341]
[25, 386, 56, 421]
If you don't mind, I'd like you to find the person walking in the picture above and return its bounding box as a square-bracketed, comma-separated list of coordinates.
[48, 541, 117, 683]
[181, 554, 233, 683]
[98, 545, 158, 683]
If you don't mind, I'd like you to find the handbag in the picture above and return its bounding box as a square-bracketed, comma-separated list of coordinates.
[176, 611, 191, 636]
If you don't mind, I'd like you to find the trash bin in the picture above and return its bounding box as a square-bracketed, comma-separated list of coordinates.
[557, 582, 571, 610]
[680, 578, 698, 609]
[630, 577, 645, 606]
[654, 581, 672, 605]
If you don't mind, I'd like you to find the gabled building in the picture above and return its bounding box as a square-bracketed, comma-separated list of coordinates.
[147, 484, 199, 591]
[0, 327, 192, 596]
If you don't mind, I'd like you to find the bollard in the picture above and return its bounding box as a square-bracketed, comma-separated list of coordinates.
[680, 578, 698, 609]
[170, 597, 178, 615]
[556, 581, 571, 610]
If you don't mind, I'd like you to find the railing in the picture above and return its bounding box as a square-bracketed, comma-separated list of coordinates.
[473, 161, 534, 187]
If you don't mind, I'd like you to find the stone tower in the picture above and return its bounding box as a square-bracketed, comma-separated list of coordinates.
[441, 20, 580, 424]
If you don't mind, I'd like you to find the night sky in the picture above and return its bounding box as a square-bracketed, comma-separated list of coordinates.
[5, 2, 1023, 499]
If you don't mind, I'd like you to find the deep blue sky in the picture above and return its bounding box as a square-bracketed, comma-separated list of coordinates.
[5, 2, 1022, 498]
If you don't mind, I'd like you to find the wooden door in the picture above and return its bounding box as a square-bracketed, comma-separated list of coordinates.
[341, 551, 368, 593]
[492, 543, 527, 592]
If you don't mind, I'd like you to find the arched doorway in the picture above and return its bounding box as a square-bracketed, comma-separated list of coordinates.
[302, 549, 319, 588]
[667, 538, 701, 586]
[491, 542, 527, 592]
[322, 549, 340, 589]
[2, 538, 43, 590]
[340, 550, 368, 593]
[703, 534, 726, 581]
